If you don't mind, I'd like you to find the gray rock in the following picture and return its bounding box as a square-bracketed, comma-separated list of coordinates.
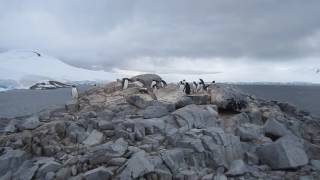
[264, 118, 290, 140]
[45, 172, 55, 180]
[65, 100, 80, 112]
[247, 108, 263, 125]
[14, 160, 38, 180]
[87, 138, 128, 165]
[16, 116, 42, 131]
[130, 74, 162, 88]
[66, 123, 88, 143]
[160, 149, 186, 173]
[0, 148, 30, 175]
[118, 151, 154, 179]
[108, 157, 127, 166]
[226, 159, 248, 176]
[37, 160, 62, 178]
[142, 105, 169, 119]
[257, 135, 308, 169]
[172, 104, 219, 129]
[126, 94, 153, 109]
[310, 160, 320, 171]
[176, 170, 197, 180]
[213, 174, 228, 180]
[177, 136, 205, 152]
[84, 166, 113, 180]
[97, 109, 114, 121]
[56, 167, 71, 180]
[299, 175, 313, 180]
[236, 123, 264, 141]
[82, 130, 104, 146]
[175, 96, 193, 109]
[203, 127, 243, 166]
[188, 94, 210, 105]
[210, 84, 248, 111]
[98, 121, 113, 130]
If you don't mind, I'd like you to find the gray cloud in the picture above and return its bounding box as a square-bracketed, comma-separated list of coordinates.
[1, 0, 320, 72]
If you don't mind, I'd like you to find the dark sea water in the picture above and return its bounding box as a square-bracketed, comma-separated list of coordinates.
[0, 85, 319, 118]
[236, 85, 320, 117]
[0, 86, 93, 118]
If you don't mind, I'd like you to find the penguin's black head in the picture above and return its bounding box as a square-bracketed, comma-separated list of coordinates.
[72, 85, 76, 88]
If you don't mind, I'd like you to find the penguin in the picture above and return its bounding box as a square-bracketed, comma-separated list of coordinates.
[33, 51, 41, 57]
[122, 78, 130, 90]
[178, 81, 185, 90]
[150, 80, 158, 90]
[193, 81, 198, 93]
[71, 85, 79, 100]
[199, 78, 210, 92]
[160, 79, 167, 88]
[184, 82, 191, 95]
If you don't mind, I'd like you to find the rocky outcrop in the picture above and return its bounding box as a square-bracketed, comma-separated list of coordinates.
[0, 74, 320, 179]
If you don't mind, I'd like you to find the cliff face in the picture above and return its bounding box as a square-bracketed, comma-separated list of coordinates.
[1, 74, 320, 180]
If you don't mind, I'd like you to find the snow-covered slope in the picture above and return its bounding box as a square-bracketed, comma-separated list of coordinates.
[0, 50, 120, 90]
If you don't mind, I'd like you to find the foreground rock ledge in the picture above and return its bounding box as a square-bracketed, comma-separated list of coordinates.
[0, 74, 320, 180]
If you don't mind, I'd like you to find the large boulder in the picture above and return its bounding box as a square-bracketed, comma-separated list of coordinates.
[202, 127, 244, 166]
[209, 84, 248, 111]
[117, 151, 154, 179]
[264, 118, 291, 140]
[0, 148, 30, 175]
[171, 104, 220, 129]
[126, 94, 154, 109]
[130, 74, 162, 88]
[86, 138, 128, 165]
[141, 105, 169, 119]
[82, 130, 104, 146]
[257, 135, 308, 169]
[236, 123, 264, 142]
[84, 166, 113, 180]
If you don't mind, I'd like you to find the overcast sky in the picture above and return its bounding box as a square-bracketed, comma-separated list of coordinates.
[1, 0, 320, 82]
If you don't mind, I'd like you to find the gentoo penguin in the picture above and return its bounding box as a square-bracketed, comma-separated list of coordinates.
[33, 51, 41, 57]
[71, 85, 79, 100]
[199, 78, 210, 92]
[150, 80, 158, 91]
[184, 82, 191, 95]
[122, 78, 130, 90]
[193, 81, 198, 93]
[160, 79, 167, 88]
[178, 81, 185, 90]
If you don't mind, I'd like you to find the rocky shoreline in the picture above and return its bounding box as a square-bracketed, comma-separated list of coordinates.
[1, 74, 320, 180]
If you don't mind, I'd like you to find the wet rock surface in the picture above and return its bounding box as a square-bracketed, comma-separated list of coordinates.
[0, 74, 320, 179]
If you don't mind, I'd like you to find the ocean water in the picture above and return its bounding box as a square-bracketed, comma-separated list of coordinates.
[237, 85, 320, 117]
[0, 86, 93, 118]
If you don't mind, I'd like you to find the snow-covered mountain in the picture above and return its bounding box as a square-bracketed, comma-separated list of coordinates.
[0, 50, 120, 91]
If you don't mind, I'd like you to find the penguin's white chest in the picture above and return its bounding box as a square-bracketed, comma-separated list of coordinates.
[123, 80, 129, 89]
[72, 88, 78, 99]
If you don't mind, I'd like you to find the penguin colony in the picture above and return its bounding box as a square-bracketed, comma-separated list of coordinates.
[179, 79, 215, 95]
[121, 76, 214, 95]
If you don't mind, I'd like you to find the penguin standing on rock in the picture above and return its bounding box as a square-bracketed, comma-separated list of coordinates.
[71, 85, 79, 100]
[160, 79, 167, 88]
[121, 78, 130, 90]
[150, 80, 158, 91]
[193, 81, 198, 93]
[183, 82, 191, 95]
[199, 79, 210, 92]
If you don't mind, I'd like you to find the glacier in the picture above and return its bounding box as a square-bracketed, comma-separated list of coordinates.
[0, 50, 121, 91]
